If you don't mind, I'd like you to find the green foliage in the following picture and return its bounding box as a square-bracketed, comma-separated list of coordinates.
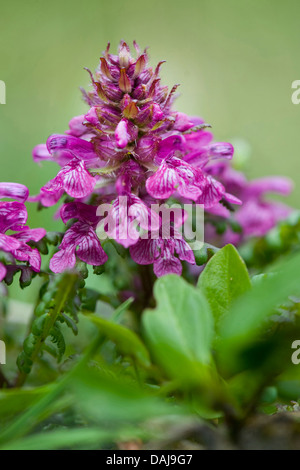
[198, 244, 251, 325]
[142, 275, 214, 385]
[3, 241, 300, 449]
[16, 273, 83, 380]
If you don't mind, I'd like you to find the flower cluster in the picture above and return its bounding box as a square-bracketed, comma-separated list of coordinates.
[32, 41, 291, 277]
[203, 160, 293, 246]
[32, 41, 241, 277]
[0, 182, 46, 282]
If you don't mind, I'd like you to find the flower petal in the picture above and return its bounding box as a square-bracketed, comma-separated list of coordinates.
[146, 162, 178, 199]
[76, 229, 108, 266]
[153, 251, 182, 277]
[129, 239, 158, 265]
[0, 233, 21, 252]
[47, 134, 98, 163]
[0, 262, 7, 282]
[115, 119, 130, 148]
[50, 247, 76, 273]
[0, 182, 29, 202]
[13, 228, 47, 243]
[0, 201, 28, 231]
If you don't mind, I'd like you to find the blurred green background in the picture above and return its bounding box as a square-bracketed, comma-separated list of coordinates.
[1, 0, 300, 232]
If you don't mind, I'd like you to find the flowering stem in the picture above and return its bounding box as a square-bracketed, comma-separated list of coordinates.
[15, 272, 79, 388]
[138, 264, 155, 312]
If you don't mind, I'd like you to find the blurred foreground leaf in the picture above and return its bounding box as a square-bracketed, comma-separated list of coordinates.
[142, 275, 214, 385]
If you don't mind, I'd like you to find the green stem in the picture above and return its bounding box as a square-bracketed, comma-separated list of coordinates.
[0, 367, 11, 389]
[15, 273, 78, 388]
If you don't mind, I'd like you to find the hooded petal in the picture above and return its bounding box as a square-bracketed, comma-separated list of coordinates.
[0, 201, 28, 232]
[245, 177, 293, 199]
[208, 142, 234, 160]
[157, 135, 185, 161]
[66, 115, 88, 137]
[39, 179, 64, 207]
[32, 144, 52, 165]
[0, 183, 29, 202]
[173, 112, 194, 132]
[60, 202, 99, 225]
[153, 245, 182, 277]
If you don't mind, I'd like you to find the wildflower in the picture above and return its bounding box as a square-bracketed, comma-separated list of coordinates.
[49, 202, 108, 273]
[0, 183, 46, 281]
[32, 41, 241, 276]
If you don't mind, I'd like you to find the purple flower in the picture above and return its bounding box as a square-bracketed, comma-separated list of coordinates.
[146, 156, 205, 201]
[31, 41, 249, 277]
[50, 202, 108, 273]
[224, 175, 293, 243]
[102, 194, 160, 248]
[0, 183, 46, 281]
[0, 182, 29, 202]
[38, 158, 96, 207]
[205, 162, 294, 245]
[130, 228, 195, 277]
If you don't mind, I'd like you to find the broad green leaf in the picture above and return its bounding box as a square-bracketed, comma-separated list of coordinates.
[218, 250, 300, 372]
[0, 385, 52, 420]
[198, 244, 251, 324]
[0, 428, 122, 450]
[87, 315, 151, 368]
[142, 275, 214, 384]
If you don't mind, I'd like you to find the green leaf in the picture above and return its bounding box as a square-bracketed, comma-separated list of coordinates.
[0, 428, 120, 450]
[71, 369, 176, 424]
[142, 275, 214, 384]
[218, 250, 300, 373]
[87, 315, 151, 368]
[198, 244, 251, 325]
